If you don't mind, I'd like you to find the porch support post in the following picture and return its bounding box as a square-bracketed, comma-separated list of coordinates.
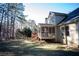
[40, 27, 42, 39]
[55, 26, 57, 42]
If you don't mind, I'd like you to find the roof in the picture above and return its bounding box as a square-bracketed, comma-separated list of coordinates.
[59, 8, 79, 24]
[38, 23, 55, 27]
[49, 11, 67, 16]
[47, 12, 67, 23]
[38, 23, 54, 25]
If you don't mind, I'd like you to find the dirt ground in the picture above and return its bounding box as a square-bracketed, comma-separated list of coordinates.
[0, 39, 79, 56]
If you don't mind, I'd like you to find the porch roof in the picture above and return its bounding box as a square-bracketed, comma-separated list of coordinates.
[38, 23, 55, 27]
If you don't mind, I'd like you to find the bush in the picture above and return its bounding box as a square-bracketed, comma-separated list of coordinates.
[16, 27, 32, 38]
[21, 28, 32, 37]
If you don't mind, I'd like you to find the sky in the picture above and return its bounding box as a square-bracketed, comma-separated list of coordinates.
[23, 3, 79, 24]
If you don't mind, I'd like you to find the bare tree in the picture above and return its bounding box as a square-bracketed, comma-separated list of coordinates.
[0, 3, 26, 40]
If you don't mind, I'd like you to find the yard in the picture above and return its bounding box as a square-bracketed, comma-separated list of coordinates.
[0, 39, 79, 56]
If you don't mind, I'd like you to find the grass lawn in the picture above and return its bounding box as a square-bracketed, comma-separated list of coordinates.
[0, 39, 79, 56]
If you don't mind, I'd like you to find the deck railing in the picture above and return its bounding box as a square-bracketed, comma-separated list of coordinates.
[41, 32, 55, 38]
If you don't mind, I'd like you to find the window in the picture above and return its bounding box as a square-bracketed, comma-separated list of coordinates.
[65, 26, 69, 36]
[61, 27, 65, 36]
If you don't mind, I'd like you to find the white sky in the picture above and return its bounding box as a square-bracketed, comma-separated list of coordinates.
[23, 3, 49, 25]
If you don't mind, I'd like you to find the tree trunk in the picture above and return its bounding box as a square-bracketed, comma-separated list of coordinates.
[6, 4, 9, 40]
[0, 9, 4, 40]
[2, 11, 8, 40]
[10, 9, 15, 39]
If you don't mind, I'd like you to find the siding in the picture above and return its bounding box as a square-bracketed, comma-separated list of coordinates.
[68, 23, 78, 47]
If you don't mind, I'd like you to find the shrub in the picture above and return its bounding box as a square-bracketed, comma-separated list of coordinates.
[21, 27, 32, 37]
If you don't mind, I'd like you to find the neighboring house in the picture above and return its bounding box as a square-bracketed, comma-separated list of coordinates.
[38, 12, 67, 43]
[59, 8, 79, 47]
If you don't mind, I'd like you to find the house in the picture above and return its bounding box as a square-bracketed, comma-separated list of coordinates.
[38, 8, 79, 47]
[45, 12, 67, 25]
[38, 12, 67, 43]
[59, 8, 79, 47]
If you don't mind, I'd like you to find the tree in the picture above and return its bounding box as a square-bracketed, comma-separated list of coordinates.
[0, 4, 6, 40]
[9, 3, 26, 39]
[21, 27, 32, 37]
[0, 3, 26, 40]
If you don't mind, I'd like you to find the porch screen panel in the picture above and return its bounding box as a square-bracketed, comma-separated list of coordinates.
[52, 27, 55, 34]
[41, 27, 48, 37]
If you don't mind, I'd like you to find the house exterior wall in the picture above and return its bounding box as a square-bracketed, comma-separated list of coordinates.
[67, 23, 78, 47]
[56, 26, 63, 43]
[47, 13, 55, 25]
[76, 22, 79, 46]
[60, 25, 67, 44]
[60, 23, 79, 47]
[47, 13, 66, 25]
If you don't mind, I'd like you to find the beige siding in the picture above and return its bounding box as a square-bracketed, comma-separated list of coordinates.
[67, 24, 78, 47]
[59, 26, 66, 44]
[77, 22, 79, 46]
[55, 26, 63, 43]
